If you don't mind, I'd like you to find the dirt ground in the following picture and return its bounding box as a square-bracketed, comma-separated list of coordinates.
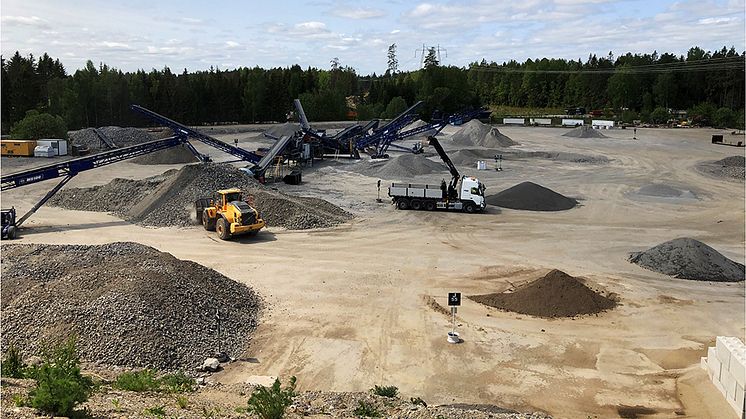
[2, 126, 744, 418]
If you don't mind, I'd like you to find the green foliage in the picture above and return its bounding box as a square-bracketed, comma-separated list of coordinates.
[175, 395, 189, 409]
[247, 376, 297, 419]
[353, 400, 381, 417]
[621, 109, 639, 124]
[111, 398, 122, 412]
[357, 103, 384, 120]
[12, 394, 26, 407]
[2, 344, 25, 378]
[689, 102, 717, 125]
[9, 109, 67, 139]
[713, 107, 736, 128]
[298, 90, 348, 121]
[27, 338, 93, 417]
[383, 97, 408, 119]
[113, 369, 193, 393]
[649, 107, 670, 124]
[114, 369, 161, 392]
[144, 404, 166, 417]
[372, 385, 398, 398]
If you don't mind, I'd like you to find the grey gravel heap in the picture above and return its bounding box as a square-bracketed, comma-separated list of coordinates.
[696, 155, 745, 181]
[345, 154, 446, 180]
[68, 126, 155, 150]
[629, 237, 745, 281]
[0, 242, 261, 369]
[452, 119, 517, 147]
[562, 125, 607, 138]
[50, 163, 352, 230]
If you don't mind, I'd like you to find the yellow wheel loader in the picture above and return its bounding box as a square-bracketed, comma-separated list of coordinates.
[196, 188, 265, 240]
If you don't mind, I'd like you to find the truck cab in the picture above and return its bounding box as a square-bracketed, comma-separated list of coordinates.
[459, 176, 486, 210]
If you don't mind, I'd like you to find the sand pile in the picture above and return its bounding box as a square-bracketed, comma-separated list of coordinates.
[470, 270, 616, 317]
[68, 126, 155, 150]
[50, 163, 352, 230]
[696, 155, 745, 181]
[349, 154, 445, 179]
[629, 238, 744, 281]
[132, 144, 199, 165]
[562, 125, 607, 138]
[264, 122, 299, 139]
[1, 242, 260, 369]
[486, 182, 577, 211]
[452, 120, 517, 147]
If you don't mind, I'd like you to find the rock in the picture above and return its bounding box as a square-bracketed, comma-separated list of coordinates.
[24, 356, 42, 366]
[201, 358, 220, 372]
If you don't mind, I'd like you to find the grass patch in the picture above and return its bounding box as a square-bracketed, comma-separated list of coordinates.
[353, 400, 381, 417]
[247, 376, 297, 419]
[113, 369, 194, 393]
[372, 385, 398, 398]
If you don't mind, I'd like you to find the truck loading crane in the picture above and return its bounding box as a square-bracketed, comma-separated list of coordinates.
[388, 136, 486, 213]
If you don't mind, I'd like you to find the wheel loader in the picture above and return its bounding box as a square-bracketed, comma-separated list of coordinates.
[196, 188, 265, 240]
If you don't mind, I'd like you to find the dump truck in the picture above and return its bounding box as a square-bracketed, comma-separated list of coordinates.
[388, 137, 486, 213]
[196, 188, 265, 240]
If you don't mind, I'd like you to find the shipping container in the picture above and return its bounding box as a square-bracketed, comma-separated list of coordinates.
[37, 139, 68, 156]
[1, 140, 37, 156]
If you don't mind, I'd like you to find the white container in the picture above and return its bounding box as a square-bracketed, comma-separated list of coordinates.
[530, 118, 552, 125]
[33, 145, 55, 157]
[562, 119, 584, 126]
[502, 118, 525, 125]
[37, 139, 68, 156]
[447, 331, 460, 344]
[476, 161, 486, 170]
[591, 120, 614, 129]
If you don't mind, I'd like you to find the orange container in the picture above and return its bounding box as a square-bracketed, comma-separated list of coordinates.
[1, 140, 37, 156]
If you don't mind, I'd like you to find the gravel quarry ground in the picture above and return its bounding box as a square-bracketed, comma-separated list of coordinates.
[2, 125, 743, 418]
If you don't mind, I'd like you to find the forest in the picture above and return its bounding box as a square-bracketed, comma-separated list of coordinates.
[1, 45, 744, 135]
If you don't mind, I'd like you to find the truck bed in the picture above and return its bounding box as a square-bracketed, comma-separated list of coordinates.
[389, 183, 443, 199]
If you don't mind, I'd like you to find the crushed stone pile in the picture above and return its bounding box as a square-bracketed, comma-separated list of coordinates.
[452, 119, 517, 147]
[50, 163, 352, 230]
[264, 122, 299, 139]
[404, 119, 437, 137]
[628, 238, 745, 282]
[469, 269, 616, 318]
[68, 126, 155, 150]
[562, 125, 607, 138]
[486, 182, 577, 211]
[348, 154, 446, 179]
[696, 155, 745, 181]
[132, 144, 200, 165]
[0, 242, 260, 369]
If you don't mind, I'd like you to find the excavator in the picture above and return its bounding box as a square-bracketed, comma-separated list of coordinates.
[196, 189, 265, 240]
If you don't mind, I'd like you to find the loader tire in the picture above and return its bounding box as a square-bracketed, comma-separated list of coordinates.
[202, 211, 216, 231]
[216, 218, 230, 240]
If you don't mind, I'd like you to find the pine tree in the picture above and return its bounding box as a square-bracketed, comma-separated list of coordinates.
[387, 44, 398, 75]
[423, 47, 439, 69]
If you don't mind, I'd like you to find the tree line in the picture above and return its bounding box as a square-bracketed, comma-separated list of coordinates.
[1, 45, 743, 135]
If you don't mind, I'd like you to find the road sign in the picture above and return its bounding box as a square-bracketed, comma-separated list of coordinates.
[448, 292, 461, 306]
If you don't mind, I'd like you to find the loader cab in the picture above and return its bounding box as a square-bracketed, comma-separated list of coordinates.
[216, 188, 243, 209]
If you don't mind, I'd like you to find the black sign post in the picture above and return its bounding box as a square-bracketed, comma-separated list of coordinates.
[448, 292, 461, 306]
[447, 292, 461, 343]
[376, 179, 382, 202]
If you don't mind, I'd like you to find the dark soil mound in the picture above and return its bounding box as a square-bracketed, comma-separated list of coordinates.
[1, 242, 260, 369]
[562, 126, 607, 138]
[469, 269, 616, 318]
[132, 144, 199, 165]
[629, 238, 745, 281]
[486, 182, 577, 211]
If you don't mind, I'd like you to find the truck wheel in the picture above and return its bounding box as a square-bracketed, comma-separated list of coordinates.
[6, 226, 16, 240]
[411, 200, 422, 210]
[202, 211, 216, 231]
[216, 218, 231, 240]
[424, 201, 435, 211]
[464, 203, 475, 213]
[397, 200, 409, 210]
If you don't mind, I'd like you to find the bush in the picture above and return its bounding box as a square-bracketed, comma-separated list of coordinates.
[383, 97, 408, 119]
[713, 107, 736, 128]
[353, 400, 381, 417]
[9, 109, 67, 139]
[372, 385, 398, 398]
[28, 338, 93, 417]
[689, 102, 717, 126]
[649, 107, 670, 124]
[113, 369, 161, 392]
[144, 404, 166, 418]
[2, 345, 26, 378]
[247, 376, 297, 419]
[161, 371, 194, 393]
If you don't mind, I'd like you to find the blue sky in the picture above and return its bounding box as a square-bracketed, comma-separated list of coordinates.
[1, 0, 744, 74]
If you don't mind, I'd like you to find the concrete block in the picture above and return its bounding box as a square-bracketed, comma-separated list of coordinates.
[724, 370, 739, 401]
[710, 347, 723, 381]
[726, 395, 745, 419]
[736, 383, 744, 411]
[718, 337, 735, 369]
[714, 377, 727, 397]
[701, 356, 708, 371]
[731, 349, 746, 388]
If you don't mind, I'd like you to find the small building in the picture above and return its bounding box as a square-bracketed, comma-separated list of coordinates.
[502, 117, 525, 125]
[1, 140, 36, 156]
[37, 139, 68, 156]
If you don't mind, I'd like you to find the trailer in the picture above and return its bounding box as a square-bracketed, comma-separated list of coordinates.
[388, 137, 486, 213]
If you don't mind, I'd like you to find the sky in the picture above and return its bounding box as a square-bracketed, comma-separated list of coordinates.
[1, 0, 744, 75]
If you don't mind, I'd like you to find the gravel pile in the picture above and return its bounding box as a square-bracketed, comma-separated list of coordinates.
[132, 144, 199, 165]
[348, 154, 446, 179]
[629, 238, 745, 282]
[562, 126, 607, 138]
[486, 182, 577, 211]
[50, 163, 352, 230]
[696, 155, 745, 181]
[469, 269, 616, 318]
[0, 242, 261, 369]
[452, 119, 517, 147]
[68, 126, 155, 150]
[636, 184, 697, 199]
[264, 122, 299, 138]
[449, 149, 608, 166]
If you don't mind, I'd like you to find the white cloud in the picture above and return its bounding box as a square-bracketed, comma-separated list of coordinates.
[698, 16, 737, 24]
[332, 7, 385, 19]
[97, 41, 132, 50]
[1, 15, 49, 28]
[225, 40, 241, 48]
[179, 17, 202, 24]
